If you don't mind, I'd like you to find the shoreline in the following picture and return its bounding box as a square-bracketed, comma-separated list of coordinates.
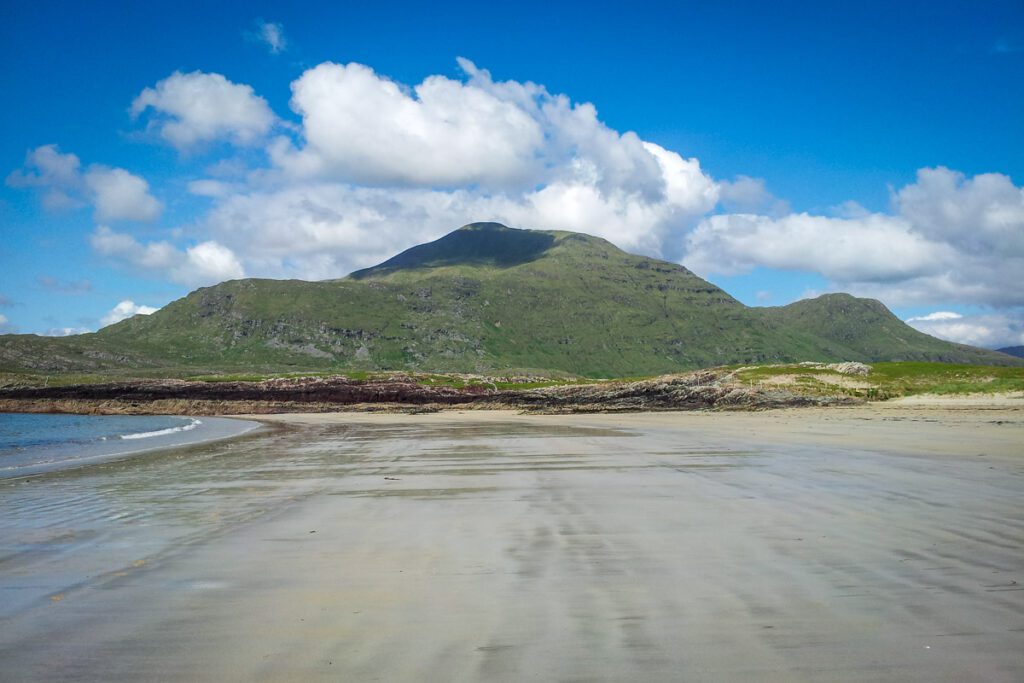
[0, 414, 264, 480]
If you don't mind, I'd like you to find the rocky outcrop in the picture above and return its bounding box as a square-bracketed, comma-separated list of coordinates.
[0, 375, 488, 405]
[497, 370, 855, 412]
[795, 361, 872, 375]
[0, 370, 860, 415]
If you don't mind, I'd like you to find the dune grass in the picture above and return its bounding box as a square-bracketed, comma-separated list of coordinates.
[732, 361, 1024, 399]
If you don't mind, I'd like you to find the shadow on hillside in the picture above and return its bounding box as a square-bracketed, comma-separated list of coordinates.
[350, 223, 556, 278]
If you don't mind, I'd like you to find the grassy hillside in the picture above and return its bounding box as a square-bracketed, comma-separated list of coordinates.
[756, 294, 1010, 365]
[1, 223, 1018, 377]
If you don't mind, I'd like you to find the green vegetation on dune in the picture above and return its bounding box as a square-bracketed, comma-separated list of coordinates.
[733, 361, 1024, 399]
[1, 223, 1019, 378]
[867, 362, 1024, 395]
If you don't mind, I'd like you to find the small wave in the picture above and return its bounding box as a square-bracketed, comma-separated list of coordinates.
[120, 419, 202, 440]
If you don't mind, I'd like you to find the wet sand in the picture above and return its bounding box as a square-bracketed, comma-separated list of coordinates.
[1, 403, 1022, 681]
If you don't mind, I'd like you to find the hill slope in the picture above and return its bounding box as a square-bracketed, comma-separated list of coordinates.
[997, 346, 1024, 359]
[1, 223, 1016, 377]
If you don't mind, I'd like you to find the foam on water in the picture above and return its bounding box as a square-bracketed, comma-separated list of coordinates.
[119, 418, 202, 440]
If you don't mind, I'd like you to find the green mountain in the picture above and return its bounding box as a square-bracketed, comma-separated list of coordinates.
[1, 223, 1016, 377]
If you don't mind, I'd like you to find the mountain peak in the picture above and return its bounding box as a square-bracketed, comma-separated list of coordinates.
[349, 222, 558, 279]
[456, 221, 514, 232]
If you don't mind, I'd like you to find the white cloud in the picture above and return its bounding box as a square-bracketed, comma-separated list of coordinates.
[718, 176, 789, 216]
[250, 20, 287, 54]
[684, 167, 1024, 309]
[195, 59, 719, 273]
[905, 311, 1024, 349]
[43, 326, 90, 337]
[35, 60, 717, 282]
[7, 144, 80, 186]
[8, 145, 161, 221]
[91, 226, 244, 286]
[0, 314, 16, 334]
[6, 144, 84, 211]
[91, 226, 179, 269]
[272, 61, 546, 187]
[84, 166, 163, 222]
[684, 212, 952, 281]
[101, 300, 159, 327]
[905, 311, 963, 323]
[893, 167, 1024, 257]
[175, 242, 245, 285]
[187, 179, 238, 198]
[132, 71, 276, 150]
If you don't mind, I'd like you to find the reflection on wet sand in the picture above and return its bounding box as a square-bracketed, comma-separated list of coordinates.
[1, 409, 1022, 681]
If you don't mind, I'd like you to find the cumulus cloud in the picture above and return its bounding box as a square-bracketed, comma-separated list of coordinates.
[84, 166, 163, 221]
[8, 145, 162, 221]
[177, 241, 246, 285]
[101, 300, 159, 327]
[905, 311, 1024, 349]
[248, 20, 287, 54]
[91, 226, 244, 286]
[5, 144, 84, 210]
[685, 167, 1024, 309]
[91, 226, 178, 269]
[132, 71, 277, 150]
[270, 60, 715, 202]
[893, 167, 1024, 257]
[271, 61, 546, 187]
[684, 212, 953, 282]
[186, 58, 717, 273]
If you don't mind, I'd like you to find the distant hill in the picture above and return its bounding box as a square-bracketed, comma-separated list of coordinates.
[997, 346, 1024, 359]
[1, 223, 1018, 377]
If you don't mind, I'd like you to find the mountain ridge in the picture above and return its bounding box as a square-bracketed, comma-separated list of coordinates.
[997, 346, 1024, 359]
[1, 223, 1017, 377]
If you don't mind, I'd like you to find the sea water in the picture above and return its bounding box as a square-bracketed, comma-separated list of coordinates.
[0, 413, 255, 478]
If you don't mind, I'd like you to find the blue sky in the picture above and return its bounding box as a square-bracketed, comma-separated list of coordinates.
[2, 1, 1023, 347]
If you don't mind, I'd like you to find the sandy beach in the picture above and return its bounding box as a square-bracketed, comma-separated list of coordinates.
[1, 401, 1022, 681]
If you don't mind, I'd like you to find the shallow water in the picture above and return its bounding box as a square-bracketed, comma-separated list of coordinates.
[0, 412, 259, 478]
[0, 414, 1021, 681]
